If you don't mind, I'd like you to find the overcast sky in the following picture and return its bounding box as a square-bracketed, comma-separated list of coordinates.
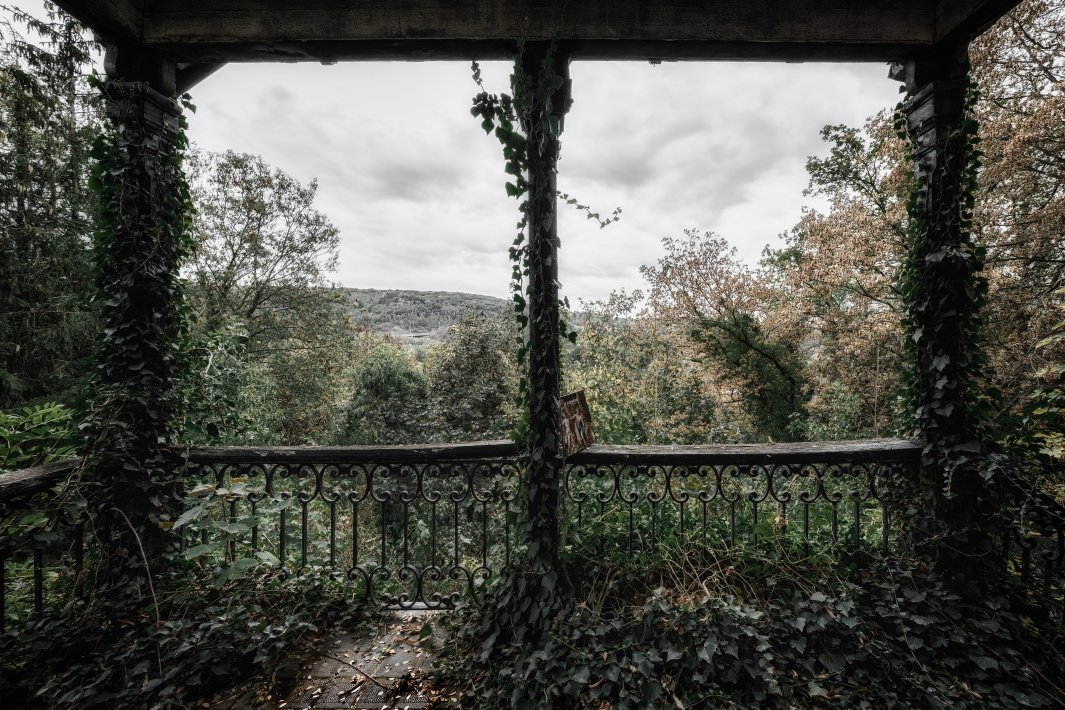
[186, 60, 900, 302]
[17, 1, 902, 302]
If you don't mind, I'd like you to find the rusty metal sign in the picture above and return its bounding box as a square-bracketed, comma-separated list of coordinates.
[560, 390, 595, 457]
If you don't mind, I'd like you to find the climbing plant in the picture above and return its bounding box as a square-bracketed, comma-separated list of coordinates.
[470, 46, 619, 446]
[80, 79, 196, 593]
[894, 81, 997, 574]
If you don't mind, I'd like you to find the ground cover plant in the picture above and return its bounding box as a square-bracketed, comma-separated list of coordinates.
[435, 550, 1064, 709]
[0, 565, 379, 709]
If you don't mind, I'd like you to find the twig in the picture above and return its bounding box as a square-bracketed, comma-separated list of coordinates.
[111, 506, 163, 674]
[319, 651, 390, 690]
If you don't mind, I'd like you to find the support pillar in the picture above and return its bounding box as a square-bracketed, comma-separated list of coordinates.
[87, 42, 189, 572]
[522, 43, 571, 571]
[894, 43, 994, 580]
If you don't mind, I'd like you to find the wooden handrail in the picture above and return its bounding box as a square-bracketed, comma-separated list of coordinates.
[0, 438, 921, 503]
[181, 440, 520, 465]
[569, 438, 921, 466]
[0, 458, 82, 501]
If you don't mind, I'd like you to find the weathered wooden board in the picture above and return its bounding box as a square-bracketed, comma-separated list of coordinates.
[183, 440, 520, 465]
[0, 458, 81, 502]
[561, 391, 595, 457]
[568, 438, 922, 465]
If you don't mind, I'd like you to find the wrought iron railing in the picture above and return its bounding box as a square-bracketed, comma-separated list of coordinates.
[2, 437, 1061, 622]
[0, 458, 84, 632]
[180, 442, 521, 610]
[562, 440, 921, 558]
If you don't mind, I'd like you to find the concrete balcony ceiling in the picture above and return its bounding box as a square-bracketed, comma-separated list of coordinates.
[53, 0, 1019, 63]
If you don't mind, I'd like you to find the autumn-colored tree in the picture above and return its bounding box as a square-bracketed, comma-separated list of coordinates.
[566, 290, 727, 445]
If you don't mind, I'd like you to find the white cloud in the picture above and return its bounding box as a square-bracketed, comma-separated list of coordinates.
[16, 0, 903, 302]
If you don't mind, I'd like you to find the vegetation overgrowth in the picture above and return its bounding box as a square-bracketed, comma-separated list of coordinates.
[436, 553, 1064, 709]
[0, 1, 1062, 708]
[0, 566, 378, 708]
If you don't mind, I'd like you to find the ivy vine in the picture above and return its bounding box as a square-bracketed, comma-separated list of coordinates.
[470, 45, 619, 446]
[80, 77, 196, 595]
[894, 80, 997, 578]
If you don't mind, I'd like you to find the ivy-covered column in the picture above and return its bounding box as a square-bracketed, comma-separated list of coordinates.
[85, 42, 191, 587]
[522, 43, 570, 571]
[894, 44, 994, 582]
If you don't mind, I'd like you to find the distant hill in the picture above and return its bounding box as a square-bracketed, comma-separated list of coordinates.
[340, 288, 508, 343]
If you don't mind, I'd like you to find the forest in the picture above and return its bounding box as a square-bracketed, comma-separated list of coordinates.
[2, 3, 1062, 467]
[0, 1, 1063, 708]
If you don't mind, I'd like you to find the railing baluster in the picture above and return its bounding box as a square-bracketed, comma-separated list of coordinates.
[33, 546, 43, 617]
[229, 499, 238, 563]
[403, 500, 410, 568]
[502, 500, 509, 567]
[853, 500, 861, 549]
[352, 499, 359, 568]
[250, 500, 258, 552]
[752, 501, 759, 546]
[329, 500, 336, 569]
[701, 500, 708, 545]
[74, 522, 84, 598]
[279, 507, 287, 572]
[380, 498, 387, 569]
[481, 500, 488, 569]
[452, 500, 459, 569]
[803, 503, 810, 554]
[729, 501, 736, 547]
[1, 554, 6, 633]
[431, 500, 438, 569]
[301, 500, 308, 570]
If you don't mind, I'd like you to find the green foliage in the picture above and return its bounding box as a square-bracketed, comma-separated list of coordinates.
[342, 287, 508, 336]
[566, 291, 724, 444]
[0, 3, 100, 407]
[0, 567, 376, 709]
[427, 312, 517, 441]
[470, 47, 620, 446]
[179, 321, 279, 445]
[339, 342, 429, 445]
[894, 86, 1000, 571]
[792, 382, 870, 441]
[438, 556, 1062, 709]
[0, 401, 75, 470]
[79, 72, 196, 596]
[185, 149, 352, 445]
[692, 310, 806, 442]
[895, 86, 992, 471]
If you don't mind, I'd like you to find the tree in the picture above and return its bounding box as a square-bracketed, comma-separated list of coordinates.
[764, 116, 911, 438]
[639, 231, 806, 441]
[426, 311, 516, 441]
[691, 309, 805, 442]
[184, 150, 352, 444]
[186, 150, 343, 349]
[339, 338, 429, 445]
[0, 3, 99, 407]
[566, 290, 725, 445]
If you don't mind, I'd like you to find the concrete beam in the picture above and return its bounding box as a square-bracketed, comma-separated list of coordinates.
[52, 0, 141, 42]
[65, 0, 939, 62]
[935, 0, 1023, 43]
[49, 1, 1022, 63]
